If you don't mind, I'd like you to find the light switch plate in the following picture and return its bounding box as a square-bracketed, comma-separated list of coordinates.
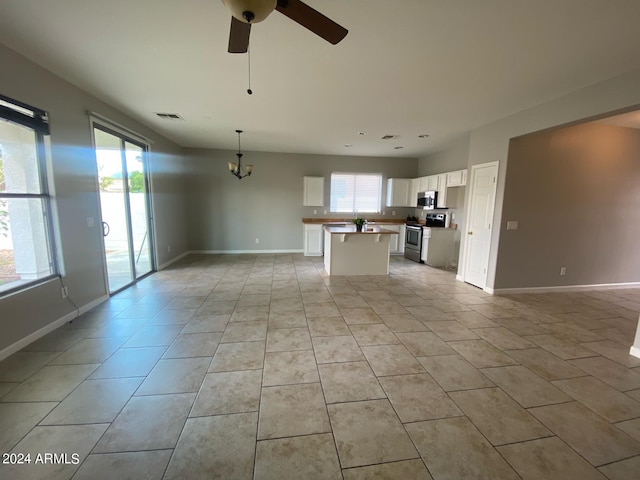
[506, 220, 518, 230]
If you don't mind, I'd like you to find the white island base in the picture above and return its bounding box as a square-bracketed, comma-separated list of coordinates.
[323, 226, 396, 276]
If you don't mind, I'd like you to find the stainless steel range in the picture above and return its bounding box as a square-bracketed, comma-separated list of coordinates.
[404, 224, 423, 263]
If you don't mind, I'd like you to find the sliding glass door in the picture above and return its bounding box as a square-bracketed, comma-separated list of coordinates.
[94, 125, 154, 294]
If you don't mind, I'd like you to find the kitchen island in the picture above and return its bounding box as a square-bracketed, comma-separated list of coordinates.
[323, 225, 397, 275]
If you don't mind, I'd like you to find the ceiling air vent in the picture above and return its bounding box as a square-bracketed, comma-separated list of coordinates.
[381, 134, 398, 140]
[155, 112, 184, 120]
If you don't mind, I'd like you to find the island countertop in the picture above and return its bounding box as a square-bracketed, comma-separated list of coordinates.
[323, 225, 398, 234]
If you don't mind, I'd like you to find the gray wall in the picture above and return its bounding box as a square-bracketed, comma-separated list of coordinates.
[0, 45, 188, 354]
[494, 122, 640, 288]
[418, 135, 470, 176]
[185, 149, 418, 251]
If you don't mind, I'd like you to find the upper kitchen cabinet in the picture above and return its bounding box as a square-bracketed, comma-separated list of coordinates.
[303, 176, 324, 206]
[386, 178, 412, 207]
[409, 178, 420, 207]
[427, 175, 440, 191]
[446, 169, 467, 187]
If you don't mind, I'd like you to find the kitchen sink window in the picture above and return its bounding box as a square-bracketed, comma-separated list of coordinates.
[330, 173, 382, 213]
[0, 95, 57, 295]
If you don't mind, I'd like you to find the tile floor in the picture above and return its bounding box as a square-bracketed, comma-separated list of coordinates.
[1, 253, 640, 479]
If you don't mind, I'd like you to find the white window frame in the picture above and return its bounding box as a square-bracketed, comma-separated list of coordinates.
[330, 172, 383, 214]
[0, 94, 58, 296]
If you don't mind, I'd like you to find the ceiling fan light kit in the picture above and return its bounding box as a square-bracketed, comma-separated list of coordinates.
[222, 0, 277, 24]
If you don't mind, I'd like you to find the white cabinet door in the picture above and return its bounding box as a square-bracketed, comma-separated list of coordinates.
[436, 174, 448, 208]
[409, 179, 420, 207]
[398, 225, 406, 254]
[447, 170, 467, 187]
[303, 177, 324, 206]
[385, 225, 402, 254]
[427, 175, 439, 191]
[304, 224, 324, 256]
[386, 179, 410, 207]
[419, 176, 430, 192]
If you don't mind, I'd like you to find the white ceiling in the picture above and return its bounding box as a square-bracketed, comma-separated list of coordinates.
[2, 0, 640, 157]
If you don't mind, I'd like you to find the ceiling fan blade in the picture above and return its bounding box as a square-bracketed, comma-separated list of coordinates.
[228, 16, 251, 53]
[276, 0, 348, 45]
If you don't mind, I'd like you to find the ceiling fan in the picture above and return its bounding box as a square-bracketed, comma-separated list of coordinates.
[222, 0, 348, 53]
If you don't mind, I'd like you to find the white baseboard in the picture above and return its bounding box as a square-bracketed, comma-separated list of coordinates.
[491, 281, 640, 295]
[0, 294, 108, 362]
[189, 249, 304, 254]
[157, 251, 190, 270]
[630, 346, 640, 359]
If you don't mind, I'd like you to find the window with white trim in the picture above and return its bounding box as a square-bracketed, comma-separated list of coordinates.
[330, 173, 382, 213]
[0, 94, 57, 295]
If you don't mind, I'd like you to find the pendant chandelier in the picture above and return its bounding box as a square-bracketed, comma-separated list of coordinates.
[228, 129, 253, 179]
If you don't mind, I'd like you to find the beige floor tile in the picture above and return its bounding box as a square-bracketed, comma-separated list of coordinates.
[406, 416, 519, 480]
[552, 376, 640, 422]
[312, 335, 365, 364]
[263, 349, 319, 386]
[349, 324, 400, 346]
[0, 351, 60, 382]
[190, 369, 261, 416]
[162, 332, 222, 358]
[209, 341, 265, 372]
[627, 388, 640, 401]
[530, 401, 640, 466]
[540, 321, 604, 343]
[94, 393, 195, 453]
[181, 314, 230, 333]
[471, 304, 517, 318]
[424, 321, 479, 341]
[379, 374, 462, 422]
[526, 334, 596, 360]
[255, 433, 342, 480]
[449, 310, 499, 328]
[361, 344, 424, 376]
[379, 314, 428, 332]
[332, 295, 370, 309]
[615, 417, 640, 442]
[473, 327, 535, 350]
[258, 383, 330, 439]
[598, 455, 640, 480]
[266, 327, 312, 352]
[47, 337, 126, 365]
[22, 327, 92, 352]
[135, 357, 210, 395]
[491, 316, 549, 335]
[328, 399, 418, 468]
[3, 424, 108, 480]
[448, 339, 517, 368]
[196, 300, 237, 315]
[505, 347, 586, 380]
[342, 459, 432, 480]
[367, 300, 410, 315]
[497, 436, 607, 480]
[305, 302, 341, 318]
[268, 310, 307, 328]
[340, 308, 382, 325]
[0, 382, 17, 398]
[231, 305, 270, 322]
[237, 294, 271, 306]
[2, 364, 98, 402]
[449, 387, 551, 445]
[270, 297, 304, 312]
[307, 317, 352, 337]
[88, 346, 165, 379]
[395, 331, 455, 356]
[417, 354, 494, 391]
[164, 413, 257, 480]
[0, 402, 57, 452]
[149, 308, 196, 325]
[480, 365, 571, 407]
[124, 325, 183, 348]
[318, 361, 385, 403]
[569, 356, 640, 391]
[73, 450, 173, 480]
[581, 340, 640, 368]
[221, 320, 268, 343]
[41, 377, 141, 425]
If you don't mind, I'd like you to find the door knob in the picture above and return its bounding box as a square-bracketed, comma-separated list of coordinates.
[467, 231, 473, 235]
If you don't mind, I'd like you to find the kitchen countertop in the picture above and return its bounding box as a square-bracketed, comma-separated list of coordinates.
[323, 225, 397, 234]
[302, 218, 408, 225]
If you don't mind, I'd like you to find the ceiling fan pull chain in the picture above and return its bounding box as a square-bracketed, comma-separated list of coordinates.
[247, 46, 253, 95]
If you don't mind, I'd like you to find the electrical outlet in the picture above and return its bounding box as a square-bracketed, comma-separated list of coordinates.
[61, 286, 68, 298]
[86, 217, 94, 228]
[167, 245, 171, 253]
[324, 210, 327, 215]
[313, 209, 317, 215]
[382, 211, 386, 215]
[392, 211, 396, 216]
[560, 266, 566, 276]
[255, 238, 260, 244]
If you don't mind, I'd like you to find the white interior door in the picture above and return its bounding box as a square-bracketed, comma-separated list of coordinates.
[463, 162, 498, 289]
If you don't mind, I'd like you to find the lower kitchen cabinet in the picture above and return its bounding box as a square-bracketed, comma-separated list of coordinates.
[303, 224, 324, 256]
[421, 227, 455, 266]
[384, 224, 405, 255]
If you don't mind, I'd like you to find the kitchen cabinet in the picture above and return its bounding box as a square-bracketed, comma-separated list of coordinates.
[418, 176, 430, 193]
[386, 178, 411, 207]
[436, 174, 448, 208]
[446, 169, 467, 187]
[427, 175, 440, 191]
[303, 176, 324, 207]
[384, 224, 406, 254]
[409, 178, 420, 207]
[421, 227, 455, 266]
[303, 224, 324, 256]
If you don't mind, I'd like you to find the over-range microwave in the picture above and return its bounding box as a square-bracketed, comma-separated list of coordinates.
[417, 191, 438, 210]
